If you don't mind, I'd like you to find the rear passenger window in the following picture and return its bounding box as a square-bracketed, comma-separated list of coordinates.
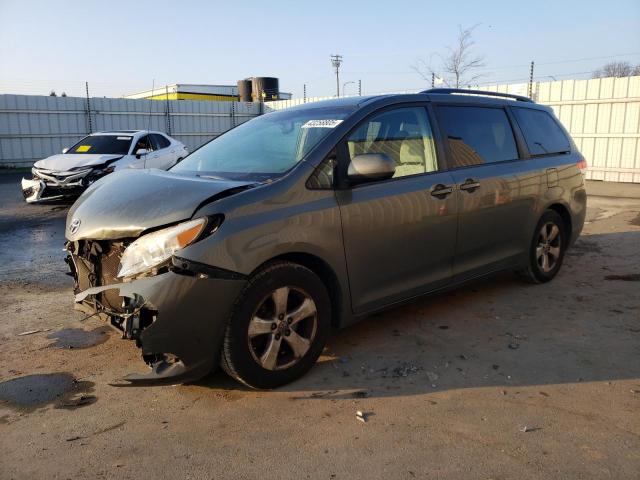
[437, 106, 518, 167]
[512, 108, 571, 156]
[151, 134, 171, 150]
[347, 107, 438, 179]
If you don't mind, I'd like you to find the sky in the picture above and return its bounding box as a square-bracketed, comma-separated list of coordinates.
[1, 0, 639, 99]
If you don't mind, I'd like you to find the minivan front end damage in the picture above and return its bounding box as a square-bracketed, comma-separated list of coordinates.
[66, 239, 247, 383]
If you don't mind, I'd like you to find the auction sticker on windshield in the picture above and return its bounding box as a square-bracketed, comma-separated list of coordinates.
[302, 119, 343, 129]
[76, 145, 92, 152]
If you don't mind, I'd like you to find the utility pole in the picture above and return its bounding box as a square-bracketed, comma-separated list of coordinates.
[528, 61, 535, 99]
[165, 85, 172, 135]
[85, 81, 92, 134]
[330, 54, 343, 97]
[431, 72, 435, 88]
[303, 84, 307, 103]
[358, 79, 361, 96]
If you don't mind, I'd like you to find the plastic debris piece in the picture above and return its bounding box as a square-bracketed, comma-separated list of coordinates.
[18, 329, 41, 336]
[356, 411, 366, 423]
[520, 425, 540, 433]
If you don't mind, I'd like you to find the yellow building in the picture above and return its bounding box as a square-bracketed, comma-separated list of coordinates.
[125, 84, 239, 102]
[125, 83, 292, 102]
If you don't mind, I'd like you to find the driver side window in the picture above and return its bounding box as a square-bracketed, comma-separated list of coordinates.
[133, 135, 153, 153]
[347, 107, 437, 178]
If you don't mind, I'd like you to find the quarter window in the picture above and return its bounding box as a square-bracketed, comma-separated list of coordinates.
[347, 107, 438, 179]
[512, 108, 571, 156]
[437, 106, 518, 167]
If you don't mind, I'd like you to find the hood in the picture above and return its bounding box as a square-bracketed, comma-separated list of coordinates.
[35, 153, 124, 171]
[66, 169, 255, 241]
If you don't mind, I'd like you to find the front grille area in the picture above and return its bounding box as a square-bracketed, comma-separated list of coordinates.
[99, 243, 125, 311]
[69, 240, 127, 313]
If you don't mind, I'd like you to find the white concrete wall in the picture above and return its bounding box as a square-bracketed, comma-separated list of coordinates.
[0, 95, 263, 167]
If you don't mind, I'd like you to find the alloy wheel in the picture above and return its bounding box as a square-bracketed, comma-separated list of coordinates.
[247, 286, 318, 371]
[536, 222, 562, 273]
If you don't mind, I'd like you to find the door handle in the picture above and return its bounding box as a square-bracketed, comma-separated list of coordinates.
[430, 184, 454, 198]
[459, 178, 480, 192]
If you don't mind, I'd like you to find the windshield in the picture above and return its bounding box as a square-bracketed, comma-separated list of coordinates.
[171, 107, 352, 181]
[67, 135, 133, 155]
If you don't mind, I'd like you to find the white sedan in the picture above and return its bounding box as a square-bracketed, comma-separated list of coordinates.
[21, 130, 188, 203]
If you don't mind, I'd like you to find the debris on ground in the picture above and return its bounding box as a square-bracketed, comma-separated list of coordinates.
[508, 343, 520, 350]
[58, 395, 96, 408]
[65, 436, 83, 442]
[604, 273, 640, 281]
[391, 362, 422, 378]
[520, 426, 541, 433]
[631, 389, 640, 394]
[356, 411, 368, 423]
[17, 329, 41, 336]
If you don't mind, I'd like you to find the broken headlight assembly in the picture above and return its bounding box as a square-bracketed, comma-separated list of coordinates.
[85, 164, 117, 185]
[117, 217, 220, 279]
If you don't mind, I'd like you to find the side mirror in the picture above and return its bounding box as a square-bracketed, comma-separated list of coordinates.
[62, 147, 69, 154]
[135, 148, 149, 158]
[347, 153, 396, 184]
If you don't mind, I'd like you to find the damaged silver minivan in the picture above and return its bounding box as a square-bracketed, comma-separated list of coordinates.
[65, 89, 587, 388]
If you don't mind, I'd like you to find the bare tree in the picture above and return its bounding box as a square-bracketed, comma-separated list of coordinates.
[412, 25, 486, 88]
[592, 61, 640, 78]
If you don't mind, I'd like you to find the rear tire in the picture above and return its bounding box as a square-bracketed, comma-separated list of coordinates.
[220, 261, 331, 389]
[518, 210, 567, 284]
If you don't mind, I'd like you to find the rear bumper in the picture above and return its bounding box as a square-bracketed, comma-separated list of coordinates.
[74, 270, 246, 384]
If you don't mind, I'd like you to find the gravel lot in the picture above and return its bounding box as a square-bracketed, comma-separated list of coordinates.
[1, 172, 639, 479]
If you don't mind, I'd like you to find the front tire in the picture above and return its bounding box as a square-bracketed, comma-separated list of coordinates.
[518, 210, 567, 283]
[220, 261, 331, 389]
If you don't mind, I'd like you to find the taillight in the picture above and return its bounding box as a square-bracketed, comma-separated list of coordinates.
[577, 158, 587, 175]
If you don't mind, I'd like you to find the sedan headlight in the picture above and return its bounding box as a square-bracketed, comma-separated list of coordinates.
[117, 218, 207, 278]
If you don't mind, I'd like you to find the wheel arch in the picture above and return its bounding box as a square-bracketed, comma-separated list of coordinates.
[546, 202, 573, 244]
[253, 252, 345, 329]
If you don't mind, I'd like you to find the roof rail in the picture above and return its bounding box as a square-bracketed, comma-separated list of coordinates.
[421, 88, 533, 103]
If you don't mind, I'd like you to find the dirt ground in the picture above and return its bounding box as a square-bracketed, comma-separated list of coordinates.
[1, 172, 639, 479]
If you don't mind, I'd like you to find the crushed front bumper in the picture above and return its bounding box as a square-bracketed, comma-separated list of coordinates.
[73, 267, 247, 384]
[21, 177, 85, 203]
[22, 166, 94, 203]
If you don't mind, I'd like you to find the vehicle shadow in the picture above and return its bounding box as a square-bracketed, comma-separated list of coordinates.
[194, 230, 640, 399]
